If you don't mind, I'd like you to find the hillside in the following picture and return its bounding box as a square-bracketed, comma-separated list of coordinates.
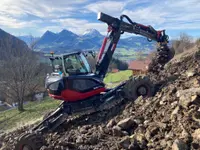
[0, 46, 200, 149]
[0, 29, 29, 60]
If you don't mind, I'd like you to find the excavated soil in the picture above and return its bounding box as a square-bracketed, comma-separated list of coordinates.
[0, 46, 200, 150]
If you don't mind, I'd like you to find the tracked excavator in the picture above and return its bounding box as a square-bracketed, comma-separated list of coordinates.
[15, 12, 174, 150]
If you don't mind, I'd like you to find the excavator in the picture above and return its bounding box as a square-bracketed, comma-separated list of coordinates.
[15, 12, 174, 150]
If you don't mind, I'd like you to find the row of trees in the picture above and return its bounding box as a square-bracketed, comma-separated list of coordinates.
[109, 57, 128, 70]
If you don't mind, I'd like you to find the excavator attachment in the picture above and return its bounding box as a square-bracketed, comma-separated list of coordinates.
[148, 44, 175, 73]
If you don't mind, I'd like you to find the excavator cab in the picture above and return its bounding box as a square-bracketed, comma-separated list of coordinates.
[49, 52, 92, 76]
[45, 51, 106, 101]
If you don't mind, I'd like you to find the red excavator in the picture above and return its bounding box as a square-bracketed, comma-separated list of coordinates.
[15, 12, 174, 150]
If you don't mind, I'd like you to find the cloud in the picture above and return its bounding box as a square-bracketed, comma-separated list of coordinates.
[0, 13, 42, 28]
[0, 0, 200, 37]
[85, 1, 127, 16]
[50, 18, 107, 35]
[0, 0, 87, 19]
[121, 0, 200, 30]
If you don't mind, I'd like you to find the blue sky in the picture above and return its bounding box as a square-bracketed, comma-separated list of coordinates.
[0, 0, 200, 39]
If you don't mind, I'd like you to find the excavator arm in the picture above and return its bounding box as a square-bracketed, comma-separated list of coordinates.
[95, 12, 172, 78]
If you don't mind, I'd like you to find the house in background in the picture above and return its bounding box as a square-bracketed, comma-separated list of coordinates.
[128, 59, 151, 75]
[111, 69, 119, 73]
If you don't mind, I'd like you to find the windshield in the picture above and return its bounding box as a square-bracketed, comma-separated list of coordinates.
[64, 53, 91, 74]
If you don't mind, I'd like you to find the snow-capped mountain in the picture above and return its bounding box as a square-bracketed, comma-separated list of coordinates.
[82, 29, 102, 37]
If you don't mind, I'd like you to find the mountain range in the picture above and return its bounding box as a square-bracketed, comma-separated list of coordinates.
[18, 29, 156, 54]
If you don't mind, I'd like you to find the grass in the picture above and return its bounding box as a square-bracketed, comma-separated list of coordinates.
[104, 70, 132, 84]
[0, 98, 60, 132]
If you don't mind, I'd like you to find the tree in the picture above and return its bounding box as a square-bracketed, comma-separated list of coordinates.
[0, 51, 45, 111]
[172, 33, 194, 54]
[109, 58, 128, 71]
[28, 35, 38, 51]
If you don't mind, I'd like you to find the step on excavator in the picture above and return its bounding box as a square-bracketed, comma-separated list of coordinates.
[15, 12, 174, 150]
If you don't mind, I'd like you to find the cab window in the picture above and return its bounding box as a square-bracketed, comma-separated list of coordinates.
[64, 54, 89, 74]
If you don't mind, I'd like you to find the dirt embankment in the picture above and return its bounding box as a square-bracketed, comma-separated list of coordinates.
[0, 47, 200, 150]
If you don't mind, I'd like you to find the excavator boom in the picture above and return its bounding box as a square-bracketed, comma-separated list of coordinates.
[95, 12, 170, 78]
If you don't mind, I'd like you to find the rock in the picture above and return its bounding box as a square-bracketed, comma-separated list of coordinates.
[186, 70, 196, 77]
[76, 136, 84, 144]
[130, 133, 147, 149]
[181, 128, 190, 140]
[179, 96, 191, 109]
[172, 139, 187, 150]
[134, 96, 144, 104]
[119, 136, 131, 149]
[160, 96, 168, 105]
[112, 126, 128, 137]
[143, 120, 150, 126]
[117, 117, 136, 130]
[133, 118, 143, 125]
[156, 122, 167, 129]
[176, 88, 200, 98]
[106, 119, 116, 128]
[167, 140, 172, 147]
[40, 146, 50, 150]
[171, 106, 180, 118]
[178, 91, 200, 109]
[191, 95, 200, 105]
[171, 101, 178, 107]
[192, 111, 200, 123]
[134, 125, 146, 134]
[128, 142, 141, 150]
[79, 126, 88, 134]
[192, 129, 200, 140]
[145, 126, 159, 140]
[87, 134, 98, 145]
[160, 139, 167, 147]
[145, 130, 151, 141]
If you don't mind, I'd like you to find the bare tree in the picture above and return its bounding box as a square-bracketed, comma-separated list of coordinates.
[28, 34, 38, 51]
[172, 33, 194, 54]
[0, 51, 44, 111]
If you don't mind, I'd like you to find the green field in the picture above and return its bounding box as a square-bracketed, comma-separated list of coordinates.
[0, 70, 132, 132]
[104, 70, 132, 83]
[114, 48, 149, 61]
[0, 98, 60, 132]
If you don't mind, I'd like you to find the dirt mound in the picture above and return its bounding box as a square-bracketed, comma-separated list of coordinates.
[1, 47, 200, 150]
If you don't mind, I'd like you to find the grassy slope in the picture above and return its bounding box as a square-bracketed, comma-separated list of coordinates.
[0, 98, 60, 132]
[104, 70, 132, 83]
[0, 70, 132, 132]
